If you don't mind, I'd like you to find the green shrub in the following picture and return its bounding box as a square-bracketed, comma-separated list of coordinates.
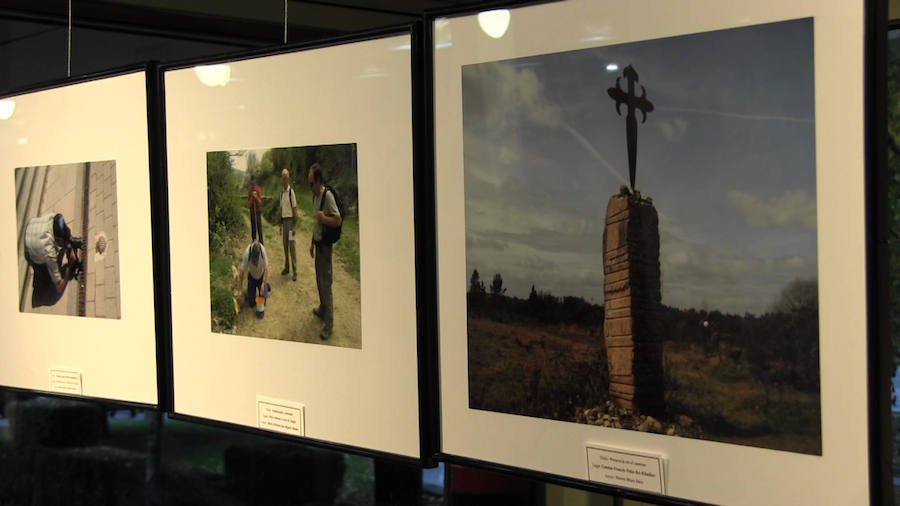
[210, 284, 236, 330]
[333, 214, 360, 280]
[209, 250, 236, 330]
[207, 151, 245, 251]
[261, 183, 285, 227]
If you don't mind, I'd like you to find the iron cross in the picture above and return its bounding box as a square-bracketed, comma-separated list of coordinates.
[607, 65, 654, 190]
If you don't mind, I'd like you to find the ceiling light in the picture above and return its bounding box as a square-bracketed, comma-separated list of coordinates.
[194, 65, 231, 87]
[0, 100, 15, 120]
[478, 10, 510, 39]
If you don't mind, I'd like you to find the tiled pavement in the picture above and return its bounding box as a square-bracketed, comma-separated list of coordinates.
[15, 161, 120, 319]
[83, 161, 120, 319]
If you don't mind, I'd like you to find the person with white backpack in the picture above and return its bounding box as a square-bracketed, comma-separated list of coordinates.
[279, 167, 299, 282]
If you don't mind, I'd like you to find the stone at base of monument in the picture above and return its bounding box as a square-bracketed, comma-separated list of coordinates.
[602, 187, 665, 415]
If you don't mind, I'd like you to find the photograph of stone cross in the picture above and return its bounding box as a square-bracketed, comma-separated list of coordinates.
[14, 161, 121, 319]
[462, 18, 821, 455]
[603, 64, 665, 415]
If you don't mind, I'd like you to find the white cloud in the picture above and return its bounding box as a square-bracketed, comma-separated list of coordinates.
[496, 64, 561, 128]
[658, 117, 688, 141]
[786, 256, 808, 269]
[498, 145, 519, 165]
[656, 105, 813, 124]
[466, 62, 562, 132]
[727, 189, 816, 229]
[660, 243, 817, 314]
[464, 60, 629, 186]
[668, 250, 690, 266]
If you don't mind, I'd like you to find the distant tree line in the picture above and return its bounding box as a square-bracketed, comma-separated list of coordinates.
[467, 269, 604, 327]
[247, 144, 359, 226]
[468, 269, 820, 393]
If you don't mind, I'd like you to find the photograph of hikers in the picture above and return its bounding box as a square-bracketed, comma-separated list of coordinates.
[15, 161, 121, 319]
[463, 18, 820, 454]
[207, 143, 361, 349]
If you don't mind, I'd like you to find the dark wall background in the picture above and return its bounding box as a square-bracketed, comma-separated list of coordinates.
[0, 0, 483, 93]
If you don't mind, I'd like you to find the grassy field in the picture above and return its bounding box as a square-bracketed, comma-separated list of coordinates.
[467, 318, 608, 421]
[468, 316, 821, 454]
[664, 341, 821, 454]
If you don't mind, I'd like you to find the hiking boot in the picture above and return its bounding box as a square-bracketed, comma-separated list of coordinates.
[281, 267, 290, 275]
[319, 327, 332, 340]
[312, 307, 323, 320]
[292, 272, 297, 282]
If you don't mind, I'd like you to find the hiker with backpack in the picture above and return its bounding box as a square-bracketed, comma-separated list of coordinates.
[308, 162, 343, 340]
[279, 168, 299, 282]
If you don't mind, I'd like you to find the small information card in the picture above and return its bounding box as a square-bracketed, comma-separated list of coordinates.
[256, 396, 305, 437]
[49, 368, 83, 395]
[586, 444, 666, 494]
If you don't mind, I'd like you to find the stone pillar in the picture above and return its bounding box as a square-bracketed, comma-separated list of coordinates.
[603, 187, 664, 414]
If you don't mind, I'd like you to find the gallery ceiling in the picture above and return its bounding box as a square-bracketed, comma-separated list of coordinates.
[0, 0, 495, 46]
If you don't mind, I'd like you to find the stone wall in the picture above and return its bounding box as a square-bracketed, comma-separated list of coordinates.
[603, 188, 665, 414]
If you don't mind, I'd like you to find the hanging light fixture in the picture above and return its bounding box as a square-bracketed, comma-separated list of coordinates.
[478, 9, 510, 39]
[194, 65, 231, 87]
[0, 100, 15, 120]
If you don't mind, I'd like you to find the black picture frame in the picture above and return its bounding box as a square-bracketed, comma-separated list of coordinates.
[0, 64, 166, 410]
[428, 0, 887, 503]
[160, 23, 435, 463]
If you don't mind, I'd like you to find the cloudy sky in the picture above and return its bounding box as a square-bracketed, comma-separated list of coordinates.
[462, 18, 816, 315]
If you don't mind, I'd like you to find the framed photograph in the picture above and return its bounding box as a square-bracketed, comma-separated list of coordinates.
[0, 68, 160, 405]
[432, 0, 873, 503]
[205, 143, 362, 349]
[164, 27, 422, 458]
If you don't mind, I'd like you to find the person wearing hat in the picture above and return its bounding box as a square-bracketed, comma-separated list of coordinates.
[239, 239, 271, 313]
[23, 213, 78, 295]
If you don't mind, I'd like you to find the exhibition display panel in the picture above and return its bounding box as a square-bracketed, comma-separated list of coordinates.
[0, 68, 161, 406]
[163, 27, 425, 459]
[431, 0, 874, 504]
[0, 1, 889, 501]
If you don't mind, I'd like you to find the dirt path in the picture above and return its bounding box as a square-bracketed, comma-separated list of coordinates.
[231, 211, 361, 349]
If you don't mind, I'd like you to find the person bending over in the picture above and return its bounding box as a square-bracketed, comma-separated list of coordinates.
[24, 213, 79, 295]
[239, 240, 270, 312]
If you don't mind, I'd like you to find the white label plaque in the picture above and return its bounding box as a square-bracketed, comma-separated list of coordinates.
[586, 444, 666, 494]
[256, 396, 305, 437]
[49, 368, 83, 395]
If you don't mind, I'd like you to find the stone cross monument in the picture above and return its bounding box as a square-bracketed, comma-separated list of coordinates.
[603, 66, 665, 414]
[607, 65, 654, 191]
